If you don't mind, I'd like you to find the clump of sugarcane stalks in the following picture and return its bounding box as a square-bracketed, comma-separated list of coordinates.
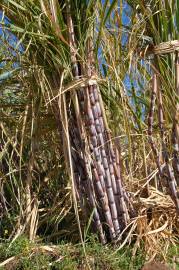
[148, 57, 179, 213]
[1, 0, 179, 249]
[58, 1, 135, 243]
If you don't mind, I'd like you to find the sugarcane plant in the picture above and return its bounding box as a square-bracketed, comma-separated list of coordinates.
[0, 0, 136, 243]
[1, 0, 179, 246]
[128, 0, 179, 212]
[64, 1, 136, 242]
[45, 0, 135, 242]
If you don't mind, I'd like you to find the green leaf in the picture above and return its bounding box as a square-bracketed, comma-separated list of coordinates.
[7, 0, 27, 11]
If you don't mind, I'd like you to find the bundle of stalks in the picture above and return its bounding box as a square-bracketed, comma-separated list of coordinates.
[148, 62, 179, 213]
[58, 1, 135, 243]
[1, 0, 135, 244]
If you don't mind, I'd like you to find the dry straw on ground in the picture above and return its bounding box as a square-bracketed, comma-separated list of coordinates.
[132, 187, 179, 260]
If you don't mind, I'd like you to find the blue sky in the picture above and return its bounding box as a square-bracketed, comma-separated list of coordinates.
[0, 10, 22, 79]
[0, 1, 145, 120]
[0, 10, 23, 52]
[0, 1, 132, 82]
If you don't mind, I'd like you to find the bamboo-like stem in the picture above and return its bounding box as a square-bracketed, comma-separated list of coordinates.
[172, 52, 179, 185]
[148, 74, 163, 179]
[157, 79, 168, 161]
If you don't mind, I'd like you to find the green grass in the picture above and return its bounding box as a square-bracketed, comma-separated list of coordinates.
[167, 245, 179, 270]
[0, 236, 143, 270]
[1, 235, 178, 270]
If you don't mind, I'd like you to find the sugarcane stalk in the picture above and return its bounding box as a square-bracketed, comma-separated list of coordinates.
[172, 52, 179, 184]
[165, 164, 179, 212]
[157, 79, 169, 162]
[148, 73, 163, 179]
